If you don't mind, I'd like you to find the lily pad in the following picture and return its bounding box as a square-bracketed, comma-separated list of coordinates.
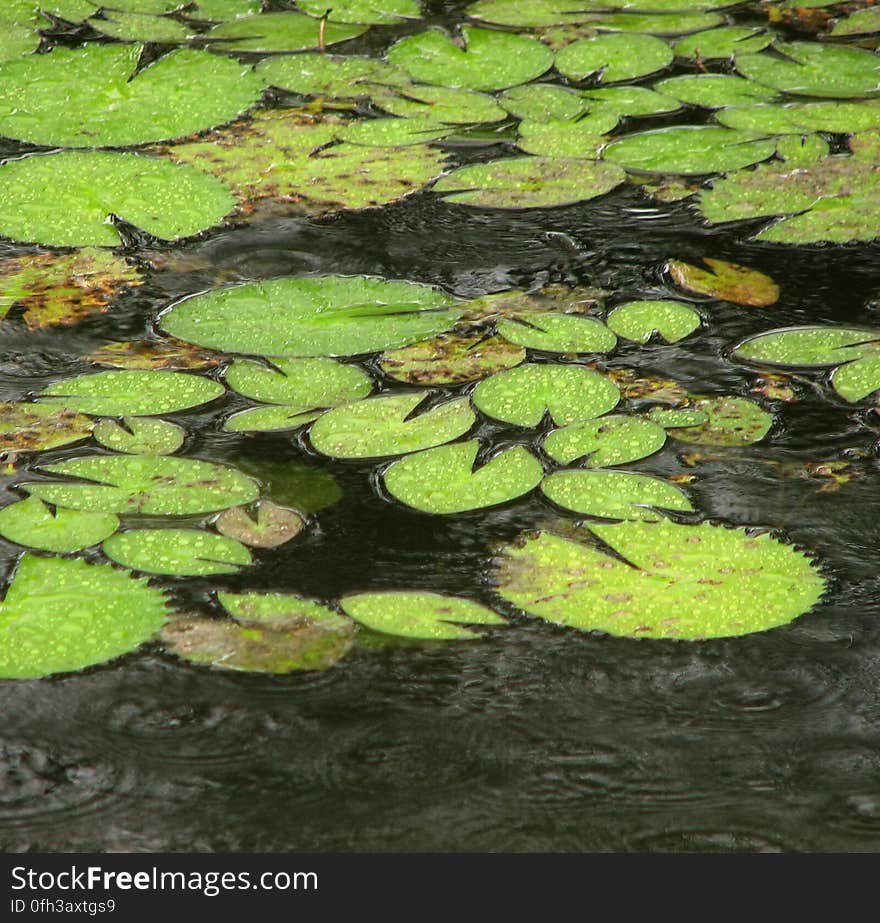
[472, 363, 620, 427]
[87, 10, 195, 42]
[309, 392, 475, 459]
[580, 85, 680, 116]
[38, 370, 224, 417]
[555, 33, 674, 83]
[223, 406, 325, 433]
[829, 353, 880, 403]
[496, 313, 617, 353]
[467, 0, 731, 28]
[583, 11, 724, 34]
[93, 417, 186, 455]
[340, 590, 506, 640]
[735, 42, 880, 99]
[186, 0, 261, 19]
[215, 501, 305, 548]
[387, 26, 553, 92]
[653, 74, 777, 109]
[662, 396, 772, 445]
[338, 117, 454, 147]
[499, 84, 588, 122]
[673, 26, 773, 60]
[541, 469, 693, 519]
[225, 357, 372, 409]
[0, 497, 118, 552]
[603, 126, 776, 175]
[372, 85, 506, 125]
[0, 554, 168, 679]
[379, 332, 525, 385]
[256, 54, 408, 98]
[433, 156, 625, 208]
[104, 528, 252, 576]
[0, 152, 235, 248]
[0, 249, 143, 331]
[26, 455, 260, 515]
[645, 407, 708, 428]
[831, 7, 880, 37]
[716, 101, 880, 135]
[299, 0, 421, 23]
[383, 440, 543, 513]
[161, 275, 460, 358]
[44, 1, 182, 17]
[543, 415, 667, 466]
[206, 11, 366, 52]
[515, 118, 614, 158]
[0, 403, 94, 455]
[494, 519, 825, 639]
[606, 299, 701, 343]
[667, 258, 780, 306]
[0, 44, 264, 148]
[82, 339, 224, 371]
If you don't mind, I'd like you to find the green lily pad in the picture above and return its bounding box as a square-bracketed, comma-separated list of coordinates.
[467, 0, 730, 28]
[299, 0, 421, 23]
[555, 33, 674, 82]
[232, 458, 342, 514]
[0, 249, 143, 330]
[433, 156, 625, 208]
[543, 415, 667, 466]
[225, 357, 372, 410]
[499, 84, 588, 122]
[606, 299, 701, 343]
[44, 0, 182, 18]
[0, 152, 235, 248]
[515, 118, 615, 158]
[494, 519, 825, 639]
[104, 528, 252, 576]
[735, 42, 880, 99]
[603, 126, 776, 175]
[340, 590, 506, 640]
[0, 554, 168, 679]
[653, 74, 777, 109]
[309, 392, 475, 459]
[472, 363, 620, 427]
[585, 11, 724, 34]
[716, 101, 880, 134]
[580, 85, 681, 116]
[497, 313, 617, 353]
[0, 497, 118, 552]
[38, 370, 224, 417]
[541, 469, 693, 520]
[387, 26, 554, 92]
[0, 403, 94, 455]
[372, 85, 506, 125]
[831, 7, 880, 37]
[829, 353, 880, 403]
[223, 406, 324, 433]
[187, 0, 261, 19]
[162, 593, 355, 673]
[215, 501, 305, 548]
[87, 10, 195, 42]
[206, 11, 366, 52]
[26, 455, 260, 515]
[256, 54, 408, 98]
[667, 258, 780, 307]
[645, 407, 708, 428]
[384, 440, 543, 514]
[93, 417, 186, 455]
[162, 275, 460, 358]
[0, 44, 264, 148]
[338, 117, 454, 147]
[379, 332, 525, 385]
[673, 26, 773, 60]
[663, 396, 772, 445]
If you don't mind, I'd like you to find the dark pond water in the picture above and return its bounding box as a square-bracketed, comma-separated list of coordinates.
[3, 1, 880, 853]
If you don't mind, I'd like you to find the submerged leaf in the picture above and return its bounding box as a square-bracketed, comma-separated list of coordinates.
[215, 501, 305, 549]
[379, 332, 525, 385]
[231, 458, 342, 514]
[104, 528, 252, 576]
[667, 258, 780, 306]
[0, 497, 118, 552]
[82, 339, 224, 371]
[541, 469, 693, 520]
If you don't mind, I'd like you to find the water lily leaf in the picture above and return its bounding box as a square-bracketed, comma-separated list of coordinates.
[206, 11, 366, 52]
[497, 313, 617, 353]
[215, 501, 305, 548]
[310, 392, 475, 459]
[829, 353, 880, 402]
[372, 85, 506, 125]
[38, 370, 224, 417]
[673, 25, 773, 59]
[663, 396, 772, 445]
[585, 11, 724, 34]
[82, 339, 224, 371]
[773, 133, 835, 166]
[298, 0, 421, 23]
[340, 590, 506, 640]
[161, 275, 460, 358]
[433, 156, 625, 208]
[0, 403, 94, 455]
[467, 0, 730, 28]
[338, 117, 454, 146]
[256, 53, 408, 98]
[88, 10, 195, 42]
[541, 469, 693, 519]
[606, 299, 701, 343]
[0, 152, 235, 248]
[0, 554, 168, 679]
[645, 407, 708, 428]
[0, 44, 264, 148]
[607, 368, 691, 406]
[654, 74, 777, 108]
[104, 528, 252, 576]
[0, 249, 143, 330]
[667, 257, 779, 306]
[387, 26, 553, 92]
[603, 126, 776, 175]
[543, 415, 667, 466]
[225, 357, 373, 410]
[187, 0, 261, 19]
[515, 118, 614, 158]
[831, 7, 880, 36]
[580, 85, 680, 116]
[44, 0, 181, 17]
[162, 110, 448, 215]
[26, 455, 259, 515]
[162, 593, 355, 673]
[232, 458, 342, 514]
[735, 42, 880, 98]
[499, 84, 588, 122]
[93, 417, 185, 455]
[0, 497, 118, 552]
[384, 440, 543, 514]
[379, 332, 525, 385]
[472, 363, 620, 427]
[0, 13, 39, 62]
[555, 33, 674, 82]
[494, 519, 825, 639]
[223, 406, 324, 433]
[716, 101, 880, 134]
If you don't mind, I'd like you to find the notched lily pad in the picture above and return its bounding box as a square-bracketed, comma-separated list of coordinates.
[81, 338, 224, 371]
[543, 415, 667, 467]
[496, 313, 617, 353]
[340, 590, 506, 640]
[0, 497, 118, 552]
[499, 84, 588, 122]
[662, 396, 772, 445]
[379, 332, 525, 385]
[606, 299, 701, 343]
[87, 10, 196, 42]
[654, 74, 777, 109]
[104, 528, 252, 576]
[515, 118, 613, 159]
[206, 11, 366, 52]
[93, 417, 185, 455]
[299, 0, 421, 24]
[667, 258, 780, 307]
[555, 32, 673, 83]
[256, 53, 408, 99]
[225, 357, 373, 409]
[0, 403, 94, 455]
[215, 501, 305, 549]
[541, 469, 693, 520]
[494, 519, 826, 639]
[673, 26, 773, 60]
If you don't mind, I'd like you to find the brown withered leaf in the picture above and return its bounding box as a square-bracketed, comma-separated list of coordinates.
[215, 501, 305, 549]
[667, 257, 780, 307]
[82, 337, 225, 371]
